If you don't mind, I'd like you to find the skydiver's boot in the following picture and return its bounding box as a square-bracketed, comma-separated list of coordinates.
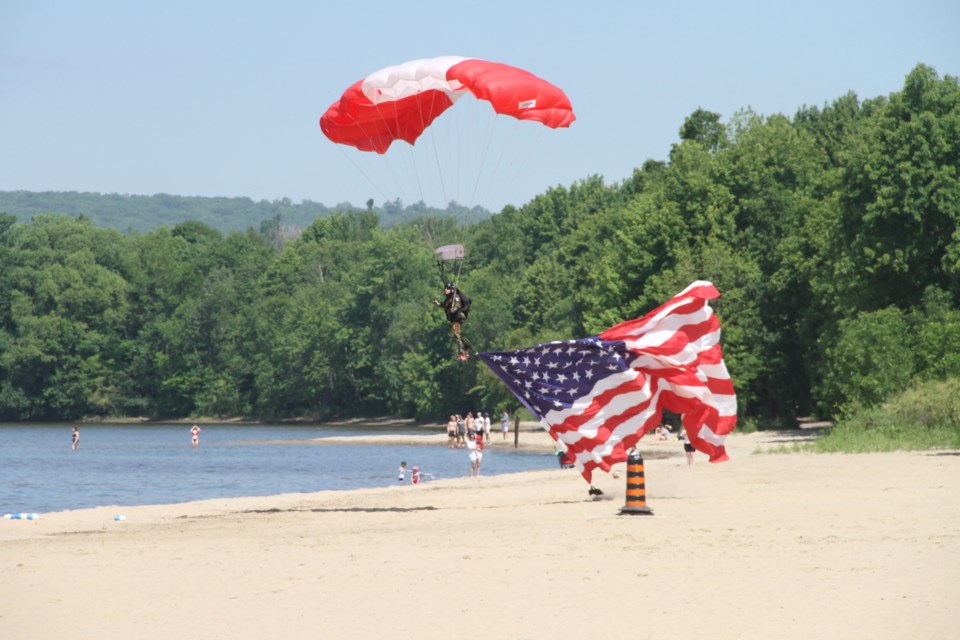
[457, 341, 471, 360]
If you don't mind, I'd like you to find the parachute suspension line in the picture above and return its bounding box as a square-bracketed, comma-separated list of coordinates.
[333, 144, 391, 205]
[436, 257, 447, 286]
[468, 117, 546, 211]
[423, 91, 450, 208]
[435, 254, 464, 292]
[336, 105, 411, 205]
[465, 110, 501, 211]
[497, 122, 548, 200]
[407, 89, 445, 207]
[361, 99, 418, 206]
[453, 255, 465, 289]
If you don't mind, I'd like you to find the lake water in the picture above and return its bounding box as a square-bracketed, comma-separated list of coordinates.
[0, 423, 554, 514]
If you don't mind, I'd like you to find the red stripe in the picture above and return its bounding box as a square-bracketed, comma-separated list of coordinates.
[699, 343, 723, 364]
[706, 377, 736, 395]
[552, 372, 650, 436]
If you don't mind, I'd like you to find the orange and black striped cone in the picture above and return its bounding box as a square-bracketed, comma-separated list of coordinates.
[618, 449, 653, 515]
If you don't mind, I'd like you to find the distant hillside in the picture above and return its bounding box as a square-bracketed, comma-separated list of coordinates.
[0, 191, 490, 234]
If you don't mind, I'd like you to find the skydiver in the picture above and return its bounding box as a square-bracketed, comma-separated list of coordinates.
[434, 281, 472, 360]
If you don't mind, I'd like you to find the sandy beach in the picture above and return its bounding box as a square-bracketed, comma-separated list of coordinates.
[2, 429, 957, 640]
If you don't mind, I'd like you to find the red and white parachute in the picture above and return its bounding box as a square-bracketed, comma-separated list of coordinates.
[320, 56, 575, 153]
[320, 56, 575, 288]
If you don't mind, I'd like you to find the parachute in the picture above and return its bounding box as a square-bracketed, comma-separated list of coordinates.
[320, 57, 575, 360]
[320, 55, 576, 281]
[320, 56, 576, 153]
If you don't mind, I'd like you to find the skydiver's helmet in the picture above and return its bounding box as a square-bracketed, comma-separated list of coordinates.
[445, 282, 455, 292]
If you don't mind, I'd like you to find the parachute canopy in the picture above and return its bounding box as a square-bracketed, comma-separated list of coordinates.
[434, 244, 466, 261]
[320, 56, 576, 153]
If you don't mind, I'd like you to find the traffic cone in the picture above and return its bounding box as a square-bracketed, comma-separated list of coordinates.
[618, 449, 653, 515]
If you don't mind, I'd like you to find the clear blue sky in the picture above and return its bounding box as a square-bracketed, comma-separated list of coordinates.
[2, 1, 957, 212]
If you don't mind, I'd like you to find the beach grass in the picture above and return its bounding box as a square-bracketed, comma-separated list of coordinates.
[770, 378, 960, 454]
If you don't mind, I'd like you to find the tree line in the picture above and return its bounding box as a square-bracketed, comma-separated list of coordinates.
[0, 190, 490, 235]
[1, 64, 957, 424]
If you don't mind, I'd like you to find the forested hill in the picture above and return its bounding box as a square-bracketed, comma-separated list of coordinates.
[0, 191, 490, 234]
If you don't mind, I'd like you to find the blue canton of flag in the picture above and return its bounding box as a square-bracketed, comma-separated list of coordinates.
[478, 337, 629, 421]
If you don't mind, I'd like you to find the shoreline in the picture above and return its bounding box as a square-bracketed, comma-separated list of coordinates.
[0, 430, 835, 522]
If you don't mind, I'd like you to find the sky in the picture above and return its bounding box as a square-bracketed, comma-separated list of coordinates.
[1, 1, 958, 212]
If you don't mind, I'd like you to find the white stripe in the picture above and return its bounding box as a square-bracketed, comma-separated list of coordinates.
[362, 56, 470, 104]
[624, 326, 721, 369]
[711, 393, 738, 416]
[699, 361, 730, 379]
[697, 424, 728, 446]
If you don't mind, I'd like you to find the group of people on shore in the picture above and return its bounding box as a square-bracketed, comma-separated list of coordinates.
[446, 411, 510, 449]
[399, 410, 512, 483]
[446, 411, 506, 476]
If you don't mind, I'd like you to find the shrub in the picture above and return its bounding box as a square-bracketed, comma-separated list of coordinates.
[814, 378, 960, 452]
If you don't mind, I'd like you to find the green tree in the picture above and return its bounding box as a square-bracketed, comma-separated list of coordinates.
[817, 307, 916, 416]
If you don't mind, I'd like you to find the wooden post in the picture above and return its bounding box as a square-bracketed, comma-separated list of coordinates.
[514, 414, 520, 448]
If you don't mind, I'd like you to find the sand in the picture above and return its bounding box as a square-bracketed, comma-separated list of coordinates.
[2, 429, 958, 640]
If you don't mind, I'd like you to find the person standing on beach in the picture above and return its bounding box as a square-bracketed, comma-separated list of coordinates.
[466, 432, 482, 476]
[71, 426, 80, 451]
[465, 412, 476, 438]
[398, 461, 408, 482]
[446, 416, 457, 448]
[501, 410, 509, 440]
[191, 424, 201, 450]
[680, 428, 694, 466]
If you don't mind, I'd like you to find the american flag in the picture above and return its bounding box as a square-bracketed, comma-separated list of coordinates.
[478, 281, 737, 482]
